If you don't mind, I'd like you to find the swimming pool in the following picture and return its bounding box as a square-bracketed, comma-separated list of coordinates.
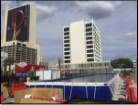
[25, 73, 120, 101]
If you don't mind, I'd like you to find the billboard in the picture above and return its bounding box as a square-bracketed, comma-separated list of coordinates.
[6, 5, 30, 42]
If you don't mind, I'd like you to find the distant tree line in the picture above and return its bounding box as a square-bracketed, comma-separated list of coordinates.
[111, 58, 133, 68]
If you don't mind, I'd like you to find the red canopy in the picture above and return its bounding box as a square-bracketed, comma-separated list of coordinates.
[16, 64, 47, 73]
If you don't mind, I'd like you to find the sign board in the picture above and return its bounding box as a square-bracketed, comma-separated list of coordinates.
[18, 62, 27, 67]
[6, 5, 30, 42]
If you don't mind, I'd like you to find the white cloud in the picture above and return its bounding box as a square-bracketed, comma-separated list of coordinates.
[22, 1, 58, 22]
[114, 1, 123, 7]
[36, 5, 57, 22]
[125, 31, 137, 37]
[75, 1, 115, 20]
[1, 1, 13, 7]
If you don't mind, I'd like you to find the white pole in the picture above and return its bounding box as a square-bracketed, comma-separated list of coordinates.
[94, 81, 97, 99]
[94, 73, 97, 99]
[86, 82, 88, 98]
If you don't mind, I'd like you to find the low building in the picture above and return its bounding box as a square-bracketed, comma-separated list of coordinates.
[132, 60, 137, 71]
[40, 59, 63, 70]
[61, 61, 112, 71]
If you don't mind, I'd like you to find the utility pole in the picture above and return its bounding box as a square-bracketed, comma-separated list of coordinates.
[58, 58, 61, 70]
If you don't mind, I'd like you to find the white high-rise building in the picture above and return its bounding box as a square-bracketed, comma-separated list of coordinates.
[63, 20, 102, 64]
[1, 4, 40, 64]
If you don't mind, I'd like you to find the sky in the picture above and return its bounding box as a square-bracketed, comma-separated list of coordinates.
[1, 1, 137, 61]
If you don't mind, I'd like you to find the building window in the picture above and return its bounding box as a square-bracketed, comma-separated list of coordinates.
[17, 43, 21, 45]
[86, 23, 92, 27]
[64, 36, 69, 39]
[64, 44, 70, 47]
[64, 32, 69, 35]
[87, 50, 93, 53]
[86, 32, 92, 36]
[22, 44, 26, 47]
[86, 41, 93, 44]
[64, 40, 69, 43]
[87, 46, 93, 48]
[65, 56, 70, 59]
[64, 27, 69, 31]
[86, 37, 92, 40]
[87, 59, 94, 62]
[65, 60, 70, 63]
[64, 52, 70, 55]
[87, 54, 93, 57]
[86, 28, 92, 32]
[64, 48, 70, 51]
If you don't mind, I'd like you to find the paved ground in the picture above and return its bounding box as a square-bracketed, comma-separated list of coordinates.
[3, 97, 14, 103]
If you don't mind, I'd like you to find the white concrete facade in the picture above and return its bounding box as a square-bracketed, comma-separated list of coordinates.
[63, 20, 102, 64]
[1, 4, 40, 65]
[1, 41, 40, 64]
[70, 21, 86, 63]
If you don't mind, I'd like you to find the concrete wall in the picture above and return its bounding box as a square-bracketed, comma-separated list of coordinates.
[70, 21, 86, 63]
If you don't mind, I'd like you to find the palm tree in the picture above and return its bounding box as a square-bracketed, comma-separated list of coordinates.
[3, 57, 15, 74]
[7, 57, 15, 74]
[3, 58, 8, 74]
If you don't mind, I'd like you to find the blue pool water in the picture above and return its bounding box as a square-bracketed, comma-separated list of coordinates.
[39, 73, 116, 83]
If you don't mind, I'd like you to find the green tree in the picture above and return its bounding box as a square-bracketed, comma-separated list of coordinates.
[111, 58, 133, 68]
